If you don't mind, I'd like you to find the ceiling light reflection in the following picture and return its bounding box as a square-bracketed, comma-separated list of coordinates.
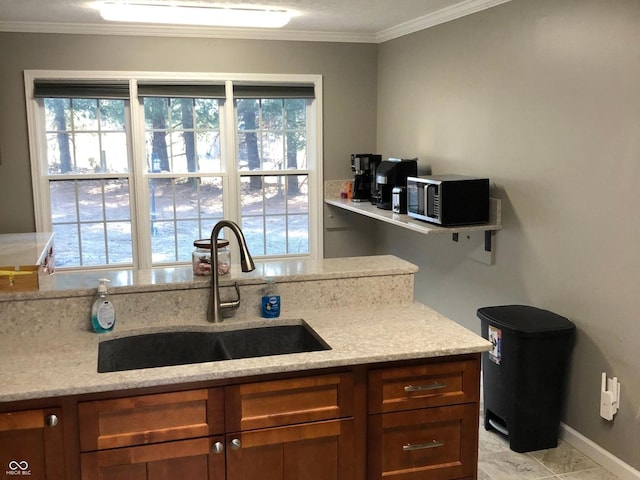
[98, 2, 292, 28]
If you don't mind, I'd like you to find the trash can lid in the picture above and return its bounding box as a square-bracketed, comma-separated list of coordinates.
[477, 305, 575, 336]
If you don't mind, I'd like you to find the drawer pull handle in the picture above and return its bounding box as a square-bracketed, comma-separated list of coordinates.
[403, 440, 445, 451]
[404, 382, 446, 392]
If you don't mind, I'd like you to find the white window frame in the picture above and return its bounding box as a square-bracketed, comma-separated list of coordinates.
[24, 70, 324, 270]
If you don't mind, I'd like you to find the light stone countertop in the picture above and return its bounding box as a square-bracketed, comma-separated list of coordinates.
[0, 255, 491, 403]
[0, 302, 491, 403]
[1, 254, 419, 301]
[0, 232, 53, 267]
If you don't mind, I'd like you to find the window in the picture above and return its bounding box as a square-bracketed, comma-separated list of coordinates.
[34, 82, 134, 268]
[139, 84, 226, 264]
[235, 89, 311, 256]
[26, 72, 322, 270]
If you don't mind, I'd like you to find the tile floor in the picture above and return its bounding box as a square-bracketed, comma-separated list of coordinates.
[477, 409, 621, 480]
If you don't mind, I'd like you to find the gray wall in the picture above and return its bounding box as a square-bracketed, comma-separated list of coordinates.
[0, 32, 378, 259]
[376, 0, 640, 469]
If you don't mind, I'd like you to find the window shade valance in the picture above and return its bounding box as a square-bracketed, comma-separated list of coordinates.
[33, 80, 315, 100]
[137, 82, 226, 98]
[33, 80, 130, 99]
[233, 84, 315, 99]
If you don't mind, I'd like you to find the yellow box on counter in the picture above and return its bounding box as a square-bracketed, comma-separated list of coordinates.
[0, 266, 40, 292]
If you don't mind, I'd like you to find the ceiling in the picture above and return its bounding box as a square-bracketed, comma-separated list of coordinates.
[0, 0, 512, 43]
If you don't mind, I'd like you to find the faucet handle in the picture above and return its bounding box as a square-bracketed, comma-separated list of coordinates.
[219, 281, 241, 310]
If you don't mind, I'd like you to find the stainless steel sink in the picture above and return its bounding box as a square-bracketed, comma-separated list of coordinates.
[97, 323, 330, 373]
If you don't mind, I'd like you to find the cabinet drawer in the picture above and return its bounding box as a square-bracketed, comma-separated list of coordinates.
[368, 357, 480, 414]
[78, 388, 224, 451]
[225, 373, 353, 431]
[368, 404, 478, 480]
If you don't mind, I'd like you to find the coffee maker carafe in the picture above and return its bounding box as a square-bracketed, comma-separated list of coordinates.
[350, 154, 381, 202]
[374, 158, 418, 210]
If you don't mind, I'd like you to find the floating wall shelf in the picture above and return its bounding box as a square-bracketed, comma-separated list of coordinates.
[325, 196, 502, 253]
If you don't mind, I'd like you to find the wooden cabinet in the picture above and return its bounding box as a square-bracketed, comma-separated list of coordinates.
[225, 373, 356, 480]
[225, 373, 353, 431]
[226, 419, 355, 480]
[367, 356, 481, 480]
[78, 389, 224, 480]
[78, 388, 223, 451]
[80, 437, 225, 480]
[77, 373, 356, 480]
[5, 355, 480, 480]
[0, 407, 65, 479]
[368, 405, 478, 480]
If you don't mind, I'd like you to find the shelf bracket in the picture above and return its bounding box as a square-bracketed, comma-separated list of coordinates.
[452, 231, 493, 252]
[484, 231, 492, 252]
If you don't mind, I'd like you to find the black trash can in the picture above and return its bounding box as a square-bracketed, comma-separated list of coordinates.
[477, 305, 575, 453]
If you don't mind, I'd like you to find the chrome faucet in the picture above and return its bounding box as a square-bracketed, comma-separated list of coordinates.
[208, 220, 256, 322]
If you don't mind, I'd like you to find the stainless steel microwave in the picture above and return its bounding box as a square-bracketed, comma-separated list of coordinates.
[406, 175, 490, 226]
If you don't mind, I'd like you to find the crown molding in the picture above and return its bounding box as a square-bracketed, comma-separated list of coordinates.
[376, 0, 513, 43]
[0, 0, 513, 44]
[0, 20, 378, 43]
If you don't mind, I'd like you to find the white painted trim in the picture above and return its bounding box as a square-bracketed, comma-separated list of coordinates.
[376, 0, 514, 43]
[221, 78, 243, 265]
[309, 76, 324, 260]
[23, 71, 50, 233]
[0, 20, 377, 43]
[1, 0, 513, 43]
[559, 423, 640, 480]
[128, 78, 148, 270]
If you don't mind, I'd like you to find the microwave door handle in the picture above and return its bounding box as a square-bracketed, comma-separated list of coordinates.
[425, 184, 435, 217]
[424, 184, 433, 217]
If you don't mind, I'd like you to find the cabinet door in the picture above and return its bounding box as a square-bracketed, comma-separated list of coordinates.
[0, 408, 65, 480]
[80, 437, 225, 480]
[368, 404, 478, 480]
[226, 419, 355, 480]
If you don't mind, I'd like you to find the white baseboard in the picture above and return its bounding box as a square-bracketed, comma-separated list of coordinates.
[560, 423, 640, 480]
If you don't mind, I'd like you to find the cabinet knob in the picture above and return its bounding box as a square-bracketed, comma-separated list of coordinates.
[212, 441, 224, 454]
[230, 438, 242, 450]
[45, 414, 58, 427]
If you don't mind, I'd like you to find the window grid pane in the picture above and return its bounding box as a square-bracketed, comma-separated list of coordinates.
[149, 176, 224, 265]
[144, 97, 221, 174]
[237, 99, 307, 172]
[44, 98, 129, 175]
[239, 175, 309, 257]
[49, 178, 133, 268]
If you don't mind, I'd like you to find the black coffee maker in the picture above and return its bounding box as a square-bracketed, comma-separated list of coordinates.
[351, 153, 381, 202]
[374, 158, 418, 210]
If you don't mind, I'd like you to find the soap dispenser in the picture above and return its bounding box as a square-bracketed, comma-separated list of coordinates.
[91, 278, 116, 333]
[261, 277, 281, 318]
